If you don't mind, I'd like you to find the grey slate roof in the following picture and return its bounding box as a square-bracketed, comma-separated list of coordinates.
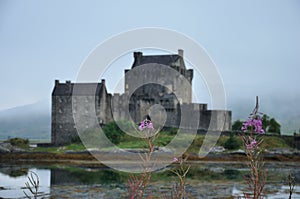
[132, 54, 180, 68]
[52, 83, 104, 96]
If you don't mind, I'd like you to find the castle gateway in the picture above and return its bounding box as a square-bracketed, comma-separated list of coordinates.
[52, 50, 231, 145]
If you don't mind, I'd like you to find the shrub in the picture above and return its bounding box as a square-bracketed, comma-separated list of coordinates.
[5, 137, 29, 149]
[102, 121, 133, 145]
[232, 120, 243, 131]
[162, 127, 179, 135]
[224, 132, 241, 150]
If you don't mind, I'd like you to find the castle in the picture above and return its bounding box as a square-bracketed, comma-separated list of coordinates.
[52, 50, 231, 145]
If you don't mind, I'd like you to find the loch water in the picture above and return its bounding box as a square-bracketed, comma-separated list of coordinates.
[0, 162, 299, 199]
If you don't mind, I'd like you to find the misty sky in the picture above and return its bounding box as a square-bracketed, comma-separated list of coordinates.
[1, 0, 300, 121]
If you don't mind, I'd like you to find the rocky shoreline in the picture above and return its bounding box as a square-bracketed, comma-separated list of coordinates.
[1, 141, 300, 166]
[1, 148, 300, 167]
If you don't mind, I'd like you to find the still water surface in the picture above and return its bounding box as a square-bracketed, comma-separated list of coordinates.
[0, 162, 299, 198]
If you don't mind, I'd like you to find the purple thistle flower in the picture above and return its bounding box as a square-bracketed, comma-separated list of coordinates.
[242, 115, 265, 134]
[148, 122, 154, 129]
[172, 157, 179, 162]
[246, 144, 254, 150]
[251, 138, 257, 146]
[253, 116, 264, 134]
[138, 119, 154, 131]
[246, 137, 258, 150]
[138, 125, 144, 131]
[242, 117, 253, 131]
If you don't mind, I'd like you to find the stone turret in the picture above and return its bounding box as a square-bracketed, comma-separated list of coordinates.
[133, 52, 143, 65]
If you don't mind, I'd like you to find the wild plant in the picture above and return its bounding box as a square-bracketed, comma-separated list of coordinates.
[241, 97, 266, 199]
[23, 171, 40, 199]
[127, 118, 157, 199]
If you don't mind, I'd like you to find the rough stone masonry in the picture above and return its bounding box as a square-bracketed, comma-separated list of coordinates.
[51, 49, 231, 145]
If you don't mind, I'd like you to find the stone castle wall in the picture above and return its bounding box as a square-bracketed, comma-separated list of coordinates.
[51, 50, 231, 145]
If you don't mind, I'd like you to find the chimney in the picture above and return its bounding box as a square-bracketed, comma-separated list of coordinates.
[55, 80, 59, 87]
[101, 79, 106, 87]
[101, 79, 107, 95]
[133, 52, 143, 65]
[178, 49, 185, 68]
[66, 80, 71, 94]
[178, 49, 184, 58]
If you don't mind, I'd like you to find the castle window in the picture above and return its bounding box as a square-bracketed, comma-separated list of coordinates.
[129, 104, 134, 111]
[165, 108, 174, 112]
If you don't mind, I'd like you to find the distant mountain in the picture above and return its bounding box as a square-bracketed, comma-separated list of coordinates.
[0, 100, 51, 140]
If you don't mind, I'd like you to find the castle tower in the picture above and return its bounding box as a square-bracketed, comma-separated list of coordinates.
[125, 49, 193, 104]
[123, 49, 194, 124]
[51, 79, 111, 145]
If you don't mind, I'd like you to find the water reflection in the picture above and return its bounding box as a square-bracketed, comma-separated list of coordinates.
[0, 162, 299, 198]
[0, 166, 50, 198]
[0, 166, 29, 178]
[51, 167, 123, 185]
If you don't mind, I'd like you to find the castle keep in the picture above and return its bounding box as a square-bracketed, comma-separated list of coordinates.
[52, 50, 231, 145]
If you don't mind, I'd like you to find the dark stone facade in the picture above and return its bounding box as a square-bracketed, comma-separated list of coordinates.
[51, 80, 113, 145]
[51, 50, 231, 145]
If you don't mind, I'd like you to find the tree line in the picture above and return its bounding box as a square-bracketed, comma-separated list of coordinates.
[232, 114, 281, 134]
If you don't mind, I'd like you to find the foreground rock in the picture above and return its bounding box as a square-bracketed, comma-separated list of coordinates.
[0, 143, 25, 153]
